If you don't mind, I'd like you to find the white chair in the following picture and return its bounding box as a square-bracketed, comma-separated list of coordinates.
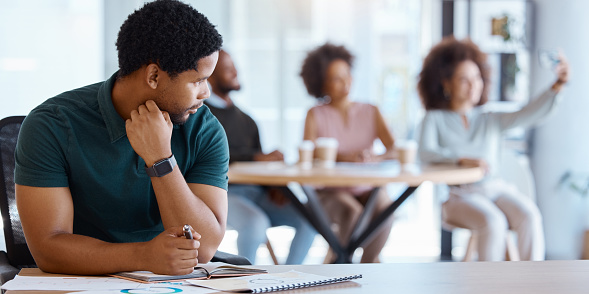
[223, 227, 280, 265]
[441, 149, 535, 261]
[498, 149, 536, 202]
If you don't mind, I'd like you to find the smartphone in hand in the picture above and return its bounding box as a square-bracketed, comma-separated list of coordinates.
[538, 49, 560, 69]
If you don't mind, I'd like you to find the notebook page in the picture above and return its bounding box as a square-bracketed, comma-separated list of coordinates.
[187, 270, 362, 293]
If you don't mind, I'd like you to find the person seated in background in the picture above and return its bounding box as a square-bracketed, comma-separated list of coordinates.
[300, 43, 397, 263]
[417, 36, 570, 261]
[206, 50, 316, 264]
[15, 0, 227, 275]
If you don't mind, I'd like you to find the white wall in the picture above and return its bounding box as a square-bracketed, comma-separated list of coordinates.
[0, 0, 104, 119]
[103, 0, 232, 77]
[0, 0, 232, 118]
[530, 0, 589, 259]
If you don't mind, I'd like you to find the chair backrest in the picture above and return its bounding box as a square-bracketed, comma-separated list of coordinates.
[0, 116, 36, 268]
[499, 149, 536, 201]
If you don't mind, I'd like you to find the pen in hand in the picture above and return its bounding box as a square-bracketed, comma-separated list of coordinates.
[183, 224, 193, 240]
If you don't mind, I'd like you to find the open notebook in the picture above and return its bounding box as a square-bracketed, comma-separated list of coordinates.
[187, 270, 362, 293]
[111, 262, 267, 283]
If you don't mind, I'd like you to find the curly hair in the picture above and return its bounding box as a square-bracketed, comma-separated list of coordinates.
[300, 43, 354, 99]
[116, 0, 223, 78]
[417, 36, 490, 110]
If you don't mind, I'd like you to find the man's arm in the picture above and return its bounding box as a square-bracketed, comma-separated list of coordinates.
[150, 174, 228, 263]
[253, 150, 284, 162]
[16, 185, 200, 275]
[126, 100, 227, 263]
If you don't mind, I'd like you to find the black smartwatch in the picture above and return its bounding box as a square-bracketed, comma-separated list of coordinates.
[145, 155, 177, 177]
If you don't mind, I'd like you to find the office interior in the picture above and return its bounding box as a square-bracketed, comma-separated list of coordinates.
[0, 0, 588, 264]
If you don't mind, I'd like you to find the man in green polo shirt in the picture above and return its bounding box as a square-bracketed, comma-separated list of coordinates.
[14, 0, 227, 276]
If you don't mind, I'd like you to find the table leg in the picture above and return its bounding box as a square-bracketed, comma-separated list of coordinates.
[440, 229, 453, 261]
[280, 185, 418, 264]
[347, 186, 418, 253]
[347, 187, 382, 250]
[278, 186, 346, 260]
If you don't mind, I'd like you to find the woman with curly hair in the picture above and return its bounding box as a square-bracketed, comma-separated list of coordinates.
[300, 43, 396, 263]
[417, 36, 570, 261]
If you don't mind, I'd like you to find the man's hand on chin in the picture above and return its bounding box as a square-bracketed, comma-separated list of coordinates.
[125, 100, 174, 166]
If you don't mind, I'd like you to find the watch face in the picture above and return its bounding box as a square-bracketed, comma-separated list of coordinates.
[146, 156, 177, 177]
[154, 159, 174, 176]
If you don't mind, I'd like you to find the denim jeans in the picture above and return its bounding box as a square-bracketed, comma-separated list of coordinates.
[227, 184, 316, 264]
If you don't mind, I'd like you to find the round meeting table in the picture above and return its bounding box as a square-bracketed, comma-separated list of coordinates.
[228, 161, 484, 263]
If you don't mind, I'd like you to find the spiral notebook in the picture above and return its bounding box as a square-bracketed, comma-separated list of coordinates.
[186, 270, 362, 293]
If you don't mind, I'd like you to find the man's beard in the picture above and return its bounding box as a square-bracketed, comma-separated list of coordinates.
[168, 102, 202, 125]
[168, 111, 188, 125]
[219, 83, 241, 94]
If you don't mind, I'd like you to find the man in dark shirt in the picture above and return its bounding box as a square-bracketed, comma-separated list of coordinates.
[206, 50, 315, 264]
[15, 0, 227, 275]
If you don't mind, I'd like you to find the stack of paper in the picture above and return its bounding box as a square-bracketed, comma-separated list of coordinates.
[1, 272, 213, 293]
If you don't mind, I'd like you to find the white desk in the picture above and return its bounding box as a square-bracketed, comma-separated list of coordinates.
[254, 260, 589, 294]
[10, 260, 589, 294]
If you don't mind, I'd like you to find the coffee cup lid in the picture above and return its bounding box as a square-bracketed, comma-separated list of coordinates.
[316, 137, 339, 148]
[396, 139, 418, 149]
[299, 140, 315, 150]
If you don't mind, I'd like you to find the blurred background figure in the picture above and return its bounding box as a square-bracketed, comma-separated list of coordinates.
[207, 50, 316, 264]
[300, 43, 397, 263]
[417, 36, 570, 261]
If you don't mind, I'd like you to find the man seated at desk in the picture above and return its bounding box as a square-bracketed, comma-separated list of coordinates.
[206, 50, 316, 264]
[14, 0, 227, 275]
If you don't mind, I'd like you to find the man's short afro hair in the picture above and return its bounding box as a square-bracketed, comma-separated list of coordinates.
[116, 0, 223, 78]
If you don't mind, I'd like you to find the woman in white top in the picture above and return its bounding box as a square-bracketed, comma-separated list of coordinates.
[417, 37, 570, 261]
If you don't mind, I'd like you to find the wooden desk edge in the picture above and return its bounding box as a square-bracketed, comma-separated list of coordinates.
[228, 164, 485, 187]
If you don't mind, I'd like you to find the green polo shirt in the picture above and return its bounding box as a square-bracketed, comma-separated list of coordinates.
[15, 72, 229, 243]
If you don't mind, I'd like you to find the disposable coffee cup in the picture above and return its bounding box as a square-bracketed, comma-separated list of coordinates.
[298, 140, 315, 169]
[315, 137, 338, 168]
[397, 140, 418, 165]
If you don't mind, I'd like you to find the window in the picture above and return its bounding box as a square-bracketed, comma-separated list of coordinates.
[0, 0, 104, 119]
[217, 0, 430, 161]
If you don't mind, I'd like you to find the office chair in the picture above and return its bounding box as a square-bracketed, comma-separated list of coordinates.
[0, 116, 34, 284]
[224, 226, 280, 265]
[0, 116, 248, 284]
